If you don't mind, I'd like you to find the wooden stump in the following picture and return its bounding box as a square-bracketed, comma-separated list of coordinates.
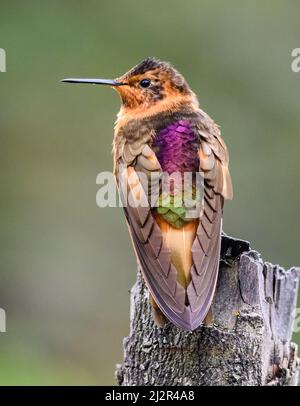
[116, 235, 300, 386]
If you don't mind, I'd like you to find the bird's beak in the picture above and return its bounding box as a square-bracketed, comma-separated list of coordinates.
[60, 78, 126, 86]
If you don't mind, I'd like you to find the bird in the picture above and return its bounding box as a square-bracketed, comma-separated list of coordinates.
[61, 57, 233, 331]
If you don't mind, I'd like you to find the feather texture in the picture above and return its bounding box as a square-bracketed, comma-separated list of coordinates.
[115, 111, 232, 330]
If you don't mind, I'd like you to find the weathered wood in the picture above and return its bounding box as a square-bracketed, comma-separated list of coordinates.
[116, 235, 300, 386]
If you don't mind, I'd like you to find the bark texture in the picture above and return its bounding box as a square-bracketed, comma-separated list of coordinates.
[116, 235, 300, 386]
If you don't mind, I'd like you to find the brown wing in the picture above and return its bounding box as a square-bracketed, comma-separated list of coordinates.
[186, 118, 233, 328]
[116, 145, 194, 328]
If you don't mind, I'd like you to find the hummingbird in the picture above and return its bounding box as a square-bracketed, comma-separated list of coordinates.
[62, 57, 233, 331]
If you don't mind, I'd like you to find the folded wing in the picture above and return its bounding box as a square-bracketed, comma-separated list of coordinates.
[116, 118, 232, 330]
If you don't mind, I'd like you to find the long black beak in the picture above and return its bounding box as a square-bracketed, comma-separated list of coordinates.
[60, 78, 126, 86]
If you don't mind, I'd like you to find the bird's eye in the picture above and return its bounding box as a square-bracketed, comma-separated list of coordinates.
[139, 79, 151, 88]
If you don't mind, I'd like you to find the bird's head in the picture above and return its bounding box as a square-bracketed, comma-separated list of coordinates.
[62, 57, 198, 117]
[114, 57, 196, 109]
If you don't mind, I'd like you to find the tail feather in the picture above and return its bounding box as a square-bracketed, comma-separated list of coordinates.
[155, 214, 198, 288]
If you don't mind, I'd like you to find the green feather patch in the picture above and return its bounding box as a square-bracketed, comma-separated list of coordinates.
[156, 193, 188, 228]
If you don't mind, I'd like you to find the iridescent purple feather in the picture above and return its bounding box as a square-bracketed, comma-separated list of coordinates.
[153, 120, 199, 175]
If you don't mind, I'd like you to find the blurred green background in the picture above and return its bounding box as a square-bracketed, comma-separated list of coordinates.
[0, 0, 299, 385]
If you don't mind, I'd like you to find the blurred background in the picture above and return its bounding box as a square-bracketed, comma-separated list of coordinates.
[0, 0, 299, 385]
